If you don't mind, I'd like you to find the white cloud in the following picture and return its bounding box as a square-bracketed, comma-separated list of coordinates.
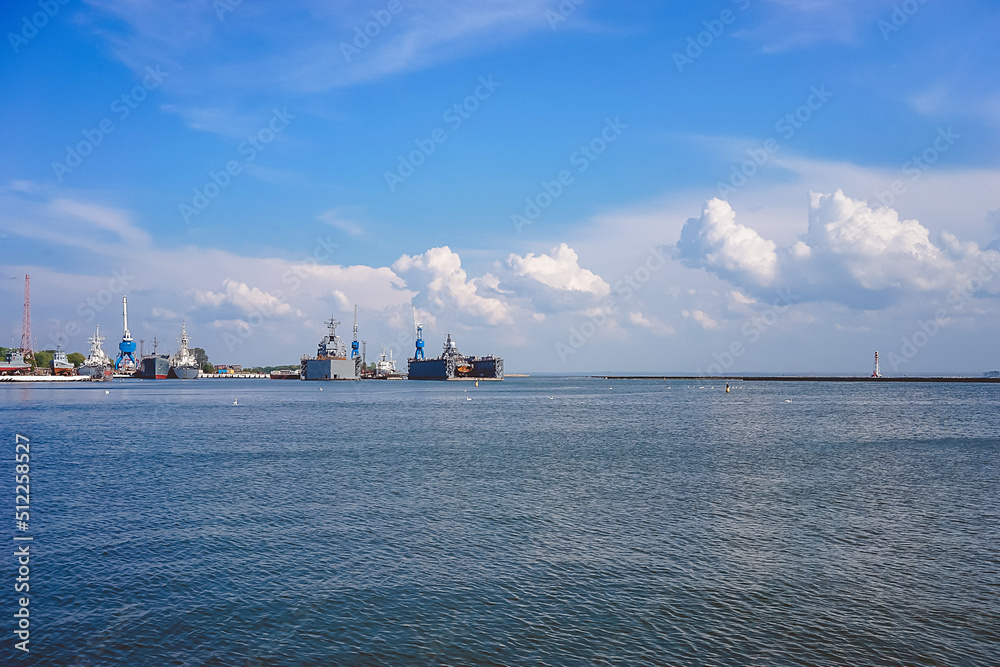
[192, 278, 298, 317]
[677, 198, 779, 287]
[629, 311, 675, 336]
[82, 0, 565, 133]
[318, 208, 364, 238]
[682, 309, 719, 330]
[675, 190, 1000, 307]
[507, 243, 610, 296]
[393, 246, 512, 325]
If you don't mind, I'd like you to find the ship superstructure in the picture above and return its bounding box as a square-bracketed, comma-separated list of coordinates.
[78, 326, 112, 380]
[50, 344, 74, 375]
[0, 350, 31, 375]
[169, 322, 200, 379]
[138, 334, 170, 379]
[374, 346, 404, 379]
[300, 312, 361, 380]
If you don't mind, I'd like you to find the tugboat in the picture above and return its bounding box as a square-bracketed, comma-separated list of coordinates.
[169, 322, 200, 379]
[77, 326, 113, 380]
[51, 344, 75, 376]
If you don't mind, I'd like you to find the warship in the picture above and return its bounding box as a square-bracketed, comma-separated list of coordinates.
[77, 326, 113, 380]
[138, 335, 170, 379]
[169, 322, 200, 379]
[300, 314, 361, 381]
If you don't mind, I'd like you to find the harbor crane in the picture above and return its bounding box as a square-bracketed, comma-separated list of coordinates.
[115, 295, 137, 371]
[351, 305, 360, 360]
[412, 305, 425, 361]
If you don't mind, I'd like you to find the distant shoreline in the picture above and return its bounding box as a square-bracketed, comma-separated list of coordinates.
[596, 376, 1000, 383]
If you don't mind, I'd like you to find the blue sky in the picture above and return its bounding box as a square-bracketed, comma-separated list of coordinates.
[2, 0, 999, 374]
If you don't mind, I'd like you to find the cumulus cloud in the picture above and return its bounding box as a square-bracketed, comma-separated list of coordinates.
[507, 243, 610, 296]
[393, 246, 512, 325]
[629, 311, 675, 336]
[676, 190, 1000, 307]
[677, 198, 779, 287]
[192, 278, 299, 317]
[682, 309, 719, 330]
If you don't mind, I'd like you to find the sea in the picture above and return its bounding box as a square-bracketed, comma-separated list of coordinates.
[2, 377, 998, 666]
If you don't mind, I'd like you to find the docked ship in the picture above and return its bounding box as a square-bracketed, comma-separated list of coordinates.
[138, 335, 170, 379]
[407, 331, 503, 381]
[169, 322, 200, 379]
[300, 314, 361, 381]
[77, 326, 113, 380]
[1, 350, 31, 375]
[375, 346, 404, 379]
[51, 345, 75, 376]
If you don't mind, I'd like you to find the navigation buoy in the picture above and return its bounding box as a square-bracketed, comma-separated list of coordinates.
[726, 383, 730, 393]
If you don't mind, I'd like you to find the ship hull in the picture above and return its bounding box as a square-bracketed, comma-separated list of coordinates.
[138, 357, 170, 379]
[77, 364, 112, 380]
[407, 356, 503, 380]
[301, 358, 359, 380]
[170, 365, 200, 379]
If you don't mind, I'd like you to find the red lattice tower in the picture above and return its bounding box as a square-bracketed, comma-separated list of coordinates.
[20, 274, 32, 356]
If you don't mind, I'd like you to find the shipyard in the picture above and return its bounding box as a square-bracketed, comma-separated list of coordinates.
[2, 274, 505, 383]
